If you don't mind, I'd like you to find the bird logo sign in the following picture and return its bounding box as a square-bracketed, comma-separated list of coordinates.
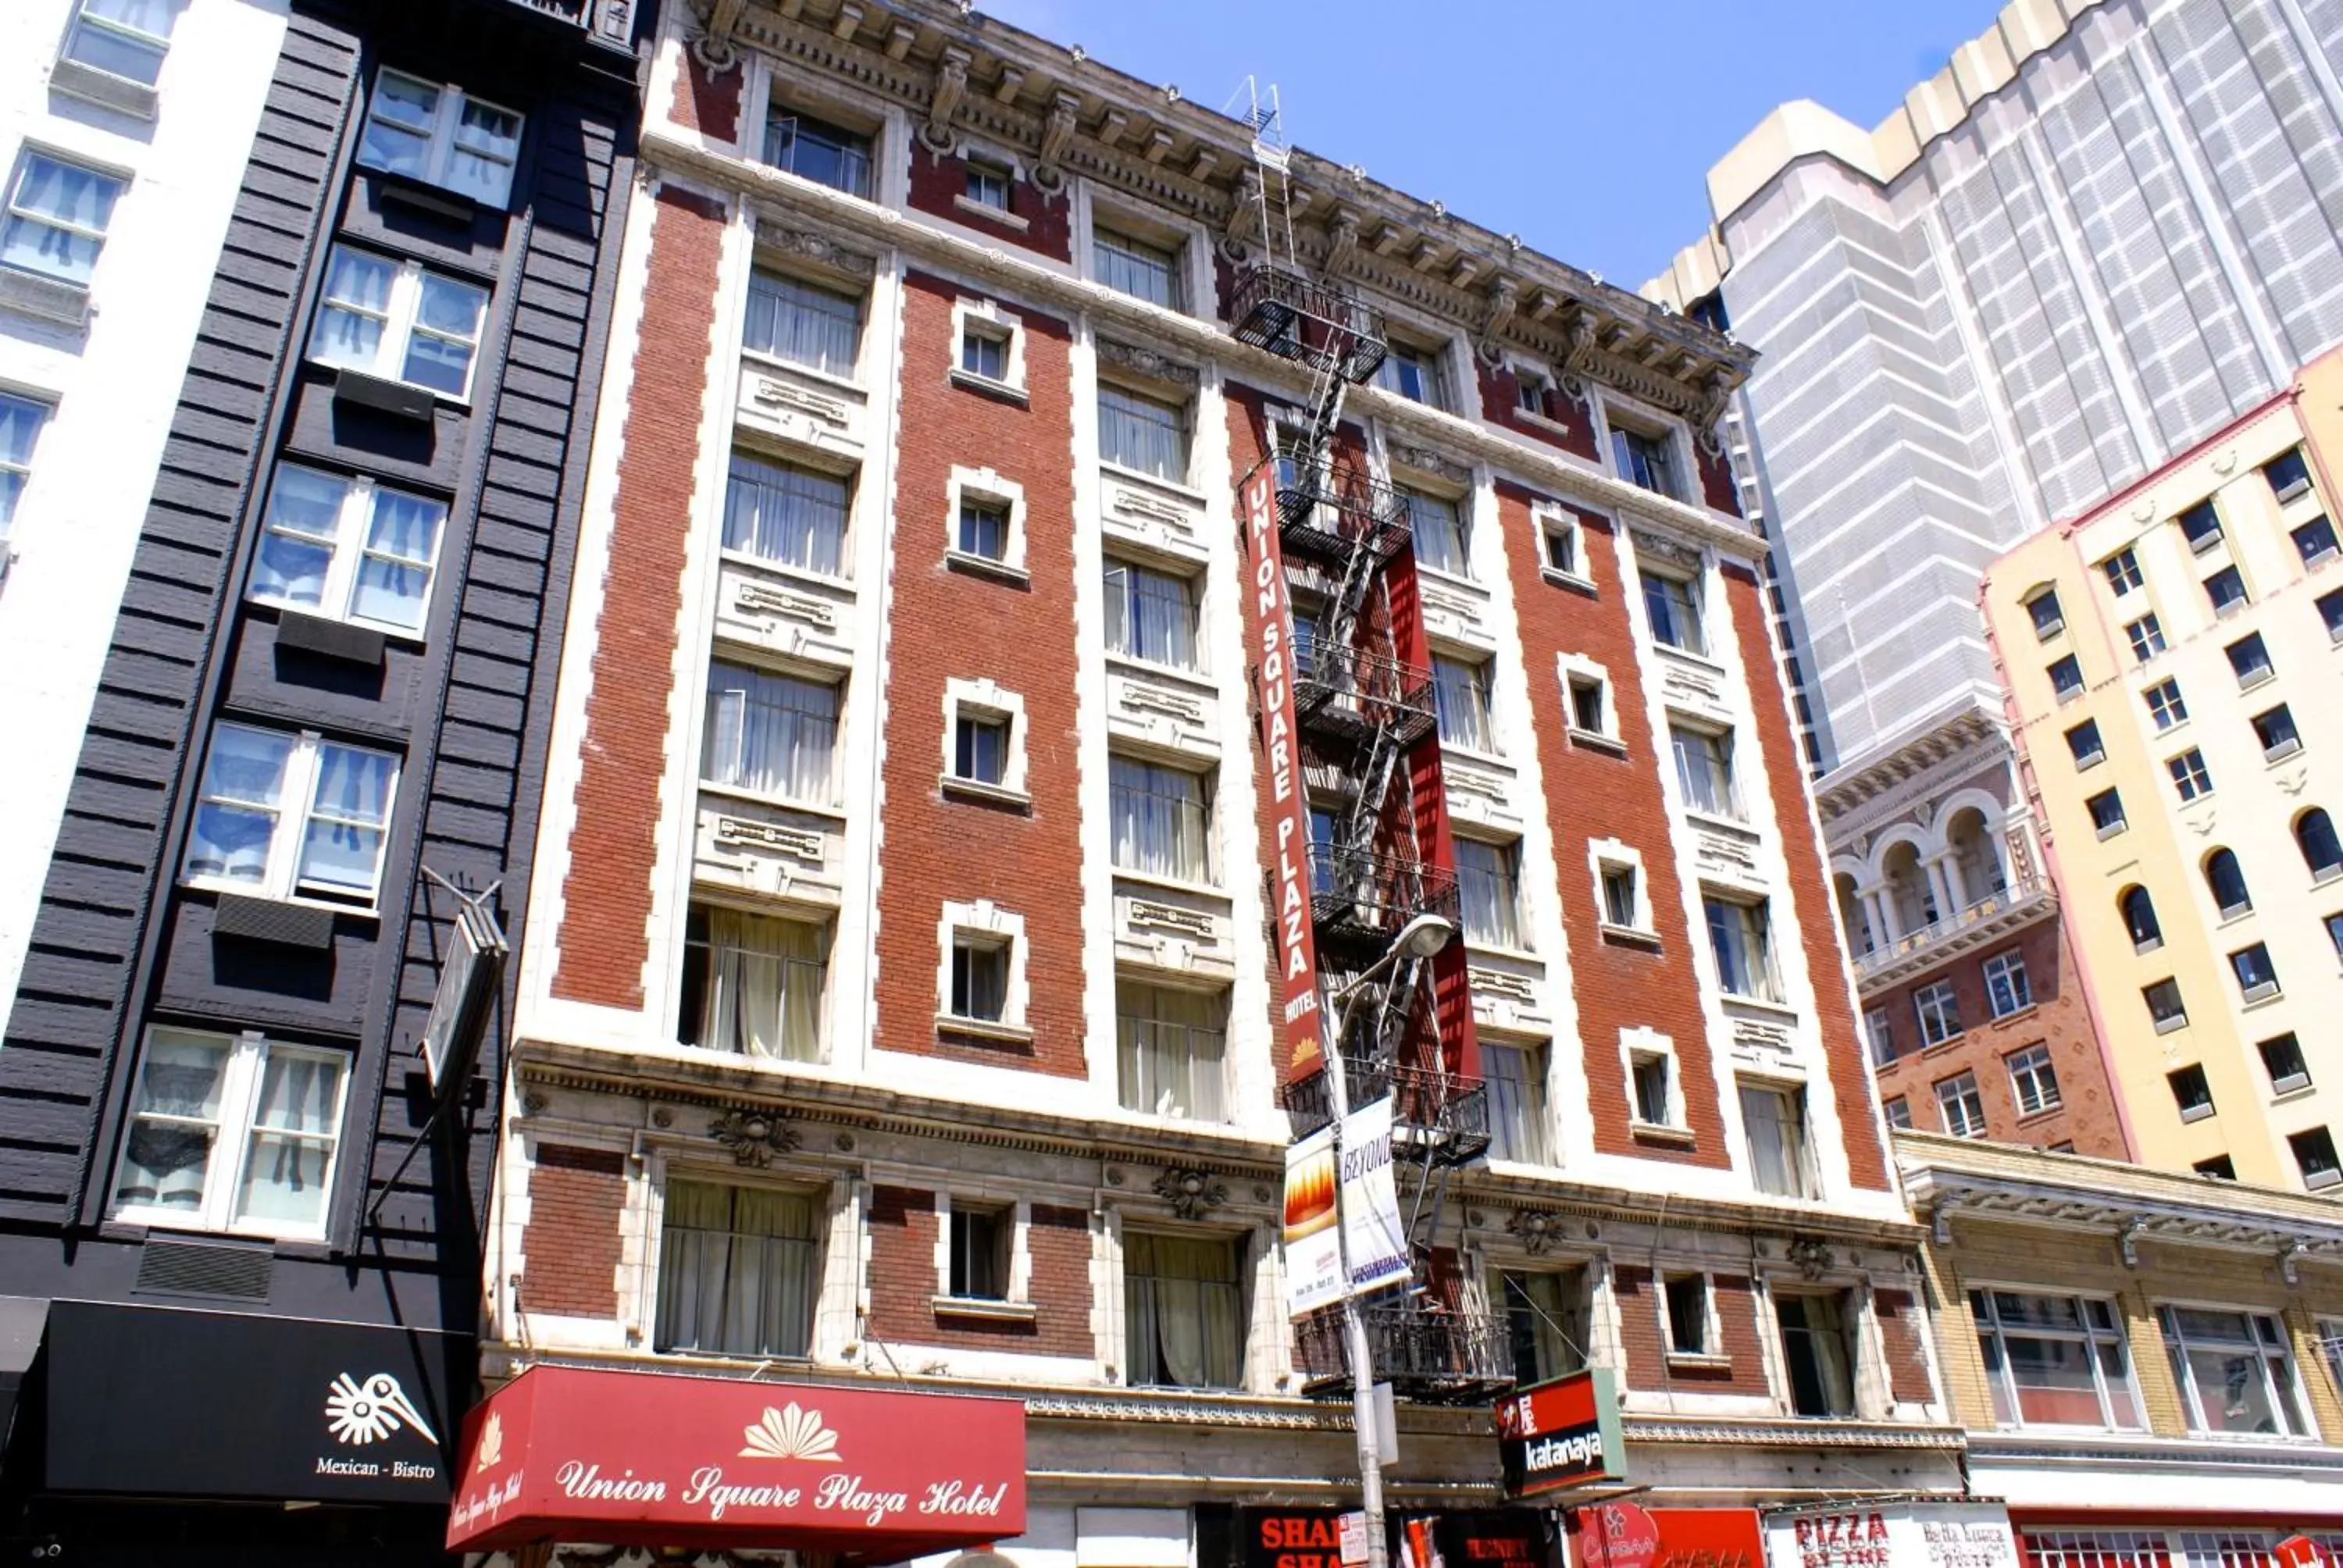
[324, 1371, 439, 1448]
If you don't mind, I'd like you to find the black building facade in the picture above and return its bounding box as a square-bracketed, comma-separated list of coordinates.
[0, 0, 645, 1558]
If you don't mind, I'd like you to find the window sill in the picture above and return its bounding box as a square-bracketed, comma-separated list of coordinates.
[2095, 823, 2129, 841]
[2133, 937, 2164, 955]
[934, 1014, 1033, 1045]
[2177, 1103, 2216, 1124]
[2265, 742, 2305, 765]
[2074, 752, 2105, 772]
[1104, 651, 1215, 692]
[2272, 1077, 2315, 1103]
[1540, 565, 1598, 597]
[107, 1211, 325, 1248]
[0, 266, 91, 330]
[2238, 668, 2277, 693]
[1111, 865, 1226, 901]
[933, 1294, 1038, 1322]
[697, 781, 849, 821]
[952, 194, 1029, 231]
[740, 348, 868, 399]
[1099, 461, 1206, 508]
[48, 56, 159, 119]
[1665, 1351, 1733, 1373]
[1513, 407, 1578, 440]
[943, 547, 1031, 586]
[939, 773, 1032, 811]
[719, 547, 855, 593]
[2153, 1015, 2190, 1036]
[1721, 993, 1800, 1021]
[2012, 1103, 2065, 1127]
[1598, 922, 1662, 952]
[1439, 739, 1510, 770]
[1653, 643, 1726, 675]
[2240, 987, 2286, 1010]
[1567, 726, 1627, 757]
[1416, 560, 1483, 593]
[2313, 866, 2343, 888]
[947, 366, 1030, 406]
[1463, 939, 1539, 966]
[1919, 1034, 1967, 1055]
[1632, 1121, 1696, 1149]
[1684, 807, 1756, 836]
[1985, 1003, 2038, 1027]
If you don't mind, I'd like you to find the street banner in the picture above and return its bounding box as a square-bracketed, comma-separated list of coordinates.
[1339, 1096, 1409, 1294]
[1282, 1124, 1343, 1319]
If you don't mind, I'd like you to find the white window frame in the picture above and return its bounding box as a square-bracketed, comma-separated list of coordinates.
[1403, 484, 1473, 580]
[1535, 501, 1594, 591]
[2124, 613, 2164, 663]
[744, 266, 865, 383]
[1970, 1288, 2142, 1432]
[1983, 950, 2032, 1018]
[1913, 979, 1963, 1047]
[1703, 891, 1780, 1003]
[940, 677, 1029, 804]
[306, 245, 490, 401]
[1590, 838, 1653, 939]
[248, 462, 448, 636]
[937, 900, 1027, 1035]
[1640, 565, 1706, 657]
[2, 148, 127, 289]
[1660, 1270, 1717, 1359]
[1739, 1074, 1817, 1199]
[943, 465, 1027, 578]
[701, 658, 843, 807]
[2158, 1303, 2313, 1438]
[355, 69, 525, 208]
[1670, 716, 1742, 820]
[2169, 747, 2213, 804]
[1626, 1025, 1682, 1131]
[63, 0, 180, 87]
[0, 387, 54, 546]
[933, 1192, 1031, 1310]
[2024, 586, 2066, 640]
[109, 1026, 350, 1242]
[1097, 379, 1192, 486]
[2007, 1043, 2061, 1116]
[1607, 414, 1685, 501]
[1091, 223, 1186, 312]
[1375, 333, 1451, 410]
[1936, 1071, 1988, 1139]
[1456, 834, 1526, 952]
[182, 723, 400, 907]
[2102, 547, 2143, 594]
[1103, 552, 1203, 672]
[1432, 650, 1497, 754]
[949, 296, 1027, 397]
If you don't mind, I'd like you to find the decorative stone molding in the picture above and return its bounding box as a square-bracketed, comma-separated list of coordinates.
[736, 580, 837, 629]
[1632, 529, 1703, 571]
[1478, 275, 1518, 365]
[1507, 1208, 1560, 1255]
[922, 46, 971, 150]
[1152, 1167, 1228, 1219]
[714, 814, 825, 862]
[1786, 1236, 1833, 1281]
[711, 1105, 801, 1167]
[1386, 441, 1470, 485]
[1097, 337, 1200, 389]
[1128, 900, 1214, 939]
[747, 375, 851, 427]
[758, 225, 878, 279]
[1032, 90, 1079, 190]
[694, 0, 746, 73]
[1322, 208, 1360, 280]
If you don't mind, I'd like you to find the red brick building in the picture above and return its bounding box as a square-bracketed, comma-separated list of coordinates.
[480, 0, 1962, 1555]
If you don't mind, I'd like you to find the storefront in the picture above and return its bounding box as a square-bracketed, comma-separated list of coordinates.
[1567, 1504, 1767, 1568]
[2006, 1516, 2343, 1568]
[1761, 1502, 2018, 1568]
[1230, 1506, 1559, 1568]
[3, 1299, 466, 1564]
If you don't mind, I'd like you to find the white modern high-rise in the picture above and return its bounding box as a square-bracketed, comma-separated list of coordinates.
[1650, 0, 2343, 777]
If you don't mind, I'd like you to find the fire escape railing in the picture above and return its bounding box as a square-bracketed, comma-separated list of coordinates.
[1230, 265, 1390, 383]
[1292, 1301, 1514, 1403]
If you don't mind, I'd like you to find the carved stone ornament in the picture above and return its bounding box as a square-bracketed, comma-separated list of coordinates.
[1693, 367, 1735, 455]
[758, 226, 878, 280]
[651, 1106, 674, 1129]
[710, 1105, 800, 1167]
[1477, 275, 1519, 365]
[1385, 441, 1469, 486]
[521, 1089, 550, 1115]
[1322, 208, 1361, 280]
[923, 47, 971, 151]
[1221, 168, 1264, 262]
[1097, 337, 1200, 390]
[1032, 91, 1080, 191]
[1632, 529, 1703, 572]
[1507, 1208, 1560, 1255]
[1152, 1167, 1227, 1220]
[691, 0, 745, 73]
[1785, 1236, 1833, 1281]
[1559, 312, 1600, 400]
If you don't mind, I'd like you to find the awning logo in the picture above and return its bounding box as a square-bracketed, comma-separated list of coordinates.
[474, 1409, 504, 1474]
[739, 1402, 842, 1462]
[325, 1371, 438, 1447]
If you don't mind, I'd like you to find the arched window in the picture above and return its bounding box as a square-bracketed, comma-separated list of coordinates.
[2119, 886, 2162, 953]
[2206, 849, 2252, 919]
[2300, 808, 2343, 882]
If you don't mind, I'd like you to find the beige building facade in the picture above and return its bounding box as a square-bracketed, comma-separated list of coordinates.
[1981, 352, 2343, 1188]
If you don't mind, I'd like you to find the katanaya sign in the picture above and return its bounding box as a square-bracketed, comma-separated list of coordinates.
[1495, 1369, 1624, 1496]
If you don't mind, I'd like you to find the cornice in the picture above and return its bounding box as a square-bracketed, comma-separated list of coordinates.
[1816, 704, 2006, 825]
[641, 125, 1769, 561]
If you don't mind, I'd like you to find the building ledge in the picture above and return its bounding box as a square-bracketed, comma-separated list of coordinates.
[1855, 876, 2056, 995]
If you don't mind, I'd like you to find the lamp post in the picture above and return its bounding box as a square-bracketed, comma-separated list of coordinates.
[1318, 911, 1455, 1568]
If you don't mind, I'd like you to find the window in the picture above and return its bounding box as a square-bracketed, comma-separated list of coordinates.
[1642, 570, 1704, 654]
[1937, 1072, 1987, 1139]
[2195, 1155, 2237, 1178]
[1664, 1274, 1710, 1356]
[679, 904, 825, 1061]
[242, 464, 447, 636]
[1404, 488, 1470, 576]
[2144, 678, 2187, 731]
[1671, 724, 1739, 818]
[356, 71, 523, 207]
[1611, 426, 1679, 499]
[307, 246, 489, 399]
[723, 451, 849, 578]
[1514, 366, 1550, 414]
[64, 0, 178, 85]
[1093, 227, 1182, 310]
[2177, 499, 2224, 554]
[2260, 1033, 2312, 1096]
[1567, 672, 1610, 738]
[950, 935, 1009, 1022]
[1739, 1080, 1814, 1199]
[764, 103, 872, 198]
[0, 390, 48, 543]
[1482, 1041, 1548, 1163]
[1125, 1231, 1242, 1388]
[952, 710, 1008, 787]
[184, 724, 397, 905]
[2087, 788, 2127, 838]
[1882, 1096, 1912, 1130]
[2008, 1045, 2060, 1115]
[1109, 756, 1211, 883]
[1600, 862, 1641, 930]
[2206, 848, 2252, 918]
[2168, 1064, 2214, 1122]
[963, 159, 1011, 212]
[2102, 548, 2143, 594]
[1104, 558, 1198, 668]
[1983, 950, 2032, 1017]
[2268, 448, 2316, 501]
[2300, 808, 2343, 881]
[2065, 719, 2106, 768]
[1970, 1292, 2142, 1431]
[1432, 654, 1495, 751]
[1704, 896, 1777, 1001]
[948, 1203, 1010, 1299]
[1117, 982, 1227, 1121]
[1376, 340, 1447, 408]
[2230, 942, 2280, 1002]
[110, 1028, 348, 1238]
[2227, 633, 2274, 687]
[1913, 980, 1962, 1048]
[2, 151, 124, 287]
[655, 1180, 818, 1358]
[2322, 588, 2343, 643]
[2205, 565, 2248, 616]
[2124, 614, 2165, 663]
[2120, 886, 2162, 953]
[2168, 749, 2213, 803]
[2296, 515, 2340, 566]
[2331, 910, 2343, 960]
[955, 494, 1009, 562]
[1776, 1293, 1856, 1417]
[1495, 1267, 1589, 1385]
[1457, 838, 1525, 949]
[744, 269, 861, 379]
[2253, 705, 2302, 761]
[1631, 1050, 1674, 1127]
[2294, 1128, 2343, 1191]
[702, 661, 838, 803]
[2144, 978, 2188, 1033]
[2027, 588, 2065, 640]
[1540, 513, 1583, 579]
[2159, 1306, 2309, 1434]
[1864, 1008, 1895, 1066]
[1098, 383, 1189, 482]
[2048, 655, 2084, 702]
[959, 317, 1010, 383]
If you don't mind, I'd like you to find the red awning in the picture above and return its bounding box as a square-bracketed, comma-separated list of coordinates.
[445, 1365, 1026, 1557]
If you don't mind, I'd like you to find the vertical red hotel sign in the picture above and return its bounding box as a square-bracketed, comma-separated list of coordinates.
[1243, 466, 1323, 1085]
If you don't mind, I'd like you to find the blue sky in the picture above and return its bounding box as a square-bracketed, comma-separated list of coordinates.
[975, 0, 2008, 287]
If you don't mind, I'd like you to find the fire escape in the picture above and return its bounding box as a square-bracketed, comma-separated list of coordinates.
[1227, 101, 1507, 1402]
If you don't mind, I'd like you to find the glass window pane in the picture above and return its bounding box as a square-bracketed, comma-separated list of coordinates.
[3, 155, 125, 285]
[233, 1050, 344, 1228]
[250, 466, 349, 609]
[114, 1032, 231, 1212]
[350, 488, 445, 631]
[298, 744, 394, 894]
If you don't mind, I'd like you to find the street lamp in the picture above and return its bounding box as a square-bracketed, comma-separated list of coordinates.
[1317, 911, 1454, 1568]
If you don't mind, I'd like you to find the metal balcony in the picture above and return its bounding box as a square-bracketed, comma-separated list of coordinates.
[1307, 843, 1460, 952]
[1292, 1301, 1514, 1404]
[1282, 1056, 1490, 1166]
[1229, 265, 1389, 383]
[1293, 644, 1437, 752]
[1851, 875, 2056, 996]
[1268, 456, 1412, 565]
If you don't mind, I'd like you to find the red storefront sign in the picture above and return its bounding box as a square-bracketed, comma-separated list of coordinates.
[2278, 1539, 2334, 1568]
[1573, 1508, 1764, 1568]
[1241, 464, 1324, 1086]
[444, 1366, 1025, 1556]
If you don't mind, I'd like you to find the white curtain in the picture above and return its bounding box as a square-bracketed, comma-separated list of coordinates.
[1104, 560, 1196, 668]
[704, 661, 838, 801]
[1116, 983, 1226, 1121]
[352, 487, 446, 632]
[723, 451, 849, 576]
[701, 907, 824, 1061]
[187, 726, 293, 885]
[310, 248, 394, 367]
[298, 743, 393, 895]
[658, 1180, 818, 1357]
[1432, 657, 1491, 750]
[1126, 1231, 1241, 1388]
[744, 272, 861, 378]
[1455, 839, 1520, 948]
[1099, 386, 1188, 480]
[1480, 1043, 1544, 1163]
[1741, 1084, 1811, 1198]
[1110, 757, 1207, 881]
[250, 465, 348, 611]
[1407, 491, 1467, 575]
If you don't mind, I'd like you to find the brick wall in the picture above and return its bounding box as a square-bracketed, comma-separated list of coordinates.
[864, 1185, 1093, 1356]
[551, 184, 726, 1010]
[1492, 482, 1725, 1165]
[1696, 438, 1741, 517]
[1873, 1286, 1936, 1404]
[872, 272, 1086, 1074]
[1869, 918, 2125, 1157]
[672, 48, 741, 143]
[519, 1144, 626, 1318]
[1474, 361, 1599, 462]
[1613, 1265, 1772, 1396]
[908, 143, 1072, 261]
[1720, 565, 1891, 1190]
